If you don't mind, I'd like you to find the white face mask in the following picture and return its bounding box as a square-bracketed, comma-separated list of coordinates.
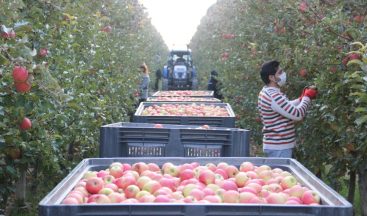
[276, 72, 287, 86]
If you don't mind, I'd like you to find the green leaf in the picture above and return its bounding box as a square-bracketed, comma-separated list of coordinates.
[0, 53, 9, 65]
[355, 115, 367, 126]
[355, 107, 367, 113]
[347, 59, 363, 67]
[6, 166, 17, 176]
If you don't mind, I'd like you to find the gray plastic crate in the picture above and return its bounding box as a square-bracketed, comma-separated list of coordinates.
[133, 102, 235, 127]
[152, 90, 214, 97]
[147, 96, 221, 102]
[39, 157, 353, 216]
[100, 122, 249, 157]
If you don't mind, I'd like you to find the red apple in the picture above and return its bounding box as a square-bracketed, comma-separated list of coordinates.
[182, 184, 197, 197]
[1, 30, 16, 39]
[267, 183, 283, 193]
[39, 48, 48, 57]
[353, 15, 365, 23]
[132, 162, 149, 174]
[240, 162, 254, 172]
[104, 183, 118, 192]
[199, 170, 215, 185]
[203, 195, 222, 203]
[225, 165, 239, 178]
[142, 180, 161, 194]
[219, 180, 238, 191]
[125, 185, 140, 198]
[302, 190, 320, 204]
[136, 190, 151, 199]
[298, 1, 308, 13]
[20, 117, 32, 131]
[239, 191, 257, 203]
[86, 177, 104, 194]
[179, 169, 195, 181]
[246, 182, 262, 194]
[280, 175, 298, 189]
[66, 191, 84, 204]
[266, 192, 288, 204]
[147, 163, 160, 172]
[159, 177, 178, 191]
[110, 162, 123, 168]
[87, 194, 111, 203]
[189, 188, 205, 201]
[289, 185, 306, 198]
[154, 195, 171, 203]
[222, 190, 239, 203]
[62, 197, 79, 204]
[102, 175, 115, 184]
[234, 172, 248, 187]
[101, 25, 112, 33]
[98, 187, 114, 195]
[108, 192, 126, 203]
[299, 68, 307, 77]
[15, 82, 31, 93]
[137, 176, 152, 189]
[109, 165, 124, 178]
[97, 170, 108, 178]
[114, 176, 136, 189]
[329, 66, 337, 73]
[222, 33, 235, 39]
[83, 171, 97, 179]
[12, 66, 29, 82]
[73, 186, 89, 197]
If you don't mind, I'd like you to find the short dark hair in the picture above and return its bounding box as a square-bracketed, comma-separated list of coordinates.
[211, 70, 218, 76]
[260, 60, 280, 84]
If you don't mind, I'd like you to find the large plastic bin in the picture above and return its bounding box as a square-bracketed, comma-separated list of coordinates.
[100, 122, 249, 157]
[152, 90, 214, 97]
[39, 157, 353, 216]
[147, 96, 221, 102]
[133, 102, 235, 127]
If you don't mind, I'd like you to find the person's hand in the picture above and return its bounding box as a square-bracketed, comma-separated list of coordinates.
[299, 87, 307, 101]
[304, 87, 318, 99]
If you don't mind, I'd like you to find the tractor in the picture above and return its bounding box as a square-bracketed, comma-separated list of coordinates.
[162, 49, 198, 90]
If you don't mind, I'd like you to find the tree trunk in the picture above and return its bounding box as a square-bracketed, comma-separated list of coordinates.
[15, 169, 26, 206]
[358, 164, 367, 216]
[347, 170, 356, 204]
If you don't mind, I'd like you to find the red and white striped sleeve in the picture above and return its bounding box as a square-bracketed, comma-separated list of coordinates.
[268, 90, 311, 121]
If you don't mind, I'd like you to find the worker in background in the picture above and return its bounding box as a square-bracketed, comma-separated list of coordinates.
[208, 70, 222, 99]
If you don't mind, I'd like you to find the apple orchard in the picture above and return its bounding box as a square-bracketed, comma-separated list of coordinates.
[1, 0, 367, 215]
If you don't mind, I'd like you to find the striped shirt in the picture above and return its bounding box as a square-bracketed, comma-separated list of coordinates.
[258, 86, 311, 150]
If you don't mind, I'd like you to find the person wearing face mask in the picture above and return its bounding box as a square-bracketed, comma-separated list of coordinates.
[257, 60, 318, 158]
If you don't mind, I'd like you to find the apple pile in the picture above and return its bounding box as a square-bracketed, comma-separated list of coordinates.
[62, 161, 321, 205]
[141, 104, 230, 117]
[155, 91, 212, 97]
[148, 97, 219, 102]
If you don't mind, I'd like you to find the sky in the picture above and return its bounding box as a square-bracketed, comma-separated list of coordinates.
[140, 0, 217, 50]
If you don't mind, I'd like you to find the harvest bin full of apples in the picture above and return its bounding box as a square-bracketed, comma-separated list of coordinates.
[99, 122, 250, 157]
[133, 102, 236, 127]
[147, 96, 222, 102]
[39, 157, 352, 216]
[152, 90, 214, 97]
